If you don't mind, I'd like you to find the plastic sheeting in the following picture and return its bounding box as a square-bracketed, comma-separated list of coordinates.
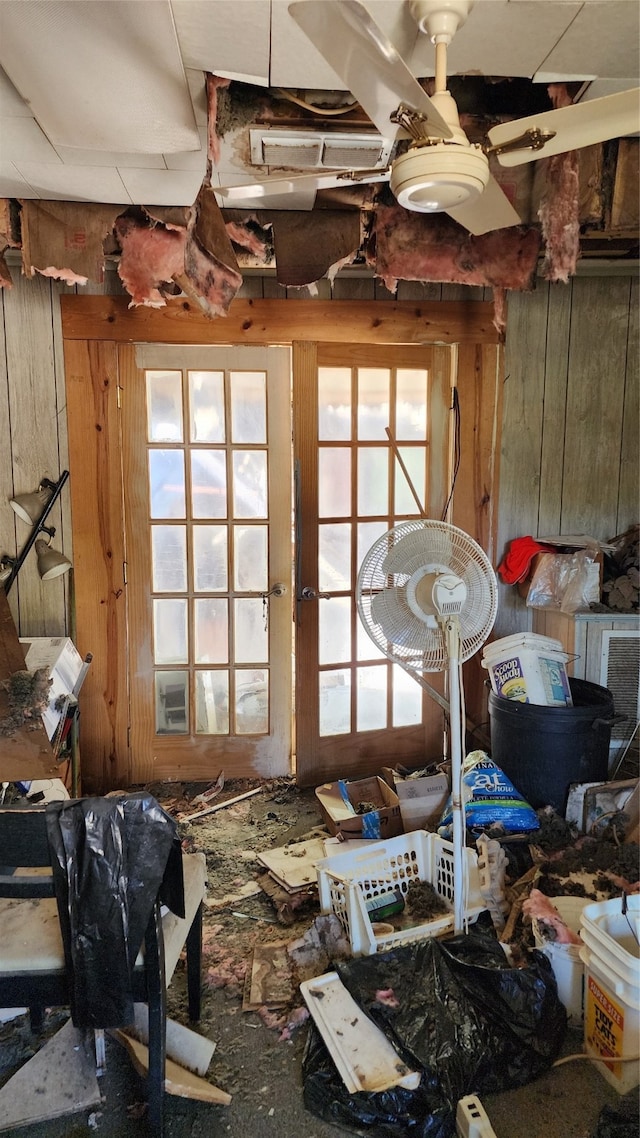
[46, 793, 183, 1029]
[303, 928, 567, 1137]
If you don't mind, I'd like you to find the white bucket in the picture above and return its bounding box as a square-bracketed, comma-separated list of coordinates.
[482, 633, 573, 706]
[532, 897, 587, 1023]
[579, 895, 640, 1095]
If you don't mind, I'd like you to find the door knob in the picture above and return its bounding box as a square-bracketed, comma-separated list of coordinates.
[300, 586, 330, 600]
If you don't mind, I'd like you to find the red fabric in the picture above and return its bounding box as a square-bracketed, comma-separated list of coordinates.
[498, 536, 555, 584]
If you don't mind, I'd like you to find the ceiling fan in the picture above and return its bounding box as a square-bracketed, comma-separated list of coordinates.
[217, 0, 639, 235]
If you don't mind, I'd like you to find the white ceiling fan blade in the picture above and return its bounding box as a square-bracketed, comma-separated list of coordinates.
[217, 168, 390, 202]
[288, 0, 453, 142]
[445, 174, 522, 234]
[488, 87, 640, 169]
[0, 0, 200, 154]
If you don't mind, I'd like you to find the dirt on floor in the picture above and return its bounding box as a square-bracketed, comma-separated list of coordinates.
[1, 777, 638, 1138]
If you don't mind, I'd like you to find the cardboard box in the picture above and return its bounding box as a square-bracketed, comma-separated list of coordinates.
[315, 776, 403, 840]
[19, 637, 84, 741]
[382, 767, 449, 833]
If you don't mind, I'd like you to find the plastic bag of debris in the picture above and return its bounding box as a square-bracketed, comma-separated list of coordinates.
[46, 793, 183, 1028]
[303, 927, 566, 1137]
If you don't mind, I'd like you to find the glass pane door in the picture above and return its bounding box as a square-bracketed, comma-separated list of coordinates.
[120, 344, 292, 784]
[295, 343, 453, 786]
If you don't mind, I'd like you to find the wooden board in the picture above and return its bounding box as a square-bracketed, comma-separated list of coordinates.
[60, 295, 499, 346]
[113, 1030, 231, 1105]
[243, 943, 293, 1010]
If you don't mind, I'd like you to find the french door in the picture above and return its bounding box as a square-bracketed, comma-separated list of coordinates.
[120, 344, 292, 783]
[294, 343, 454, 785]
[119, 341, 454, 786]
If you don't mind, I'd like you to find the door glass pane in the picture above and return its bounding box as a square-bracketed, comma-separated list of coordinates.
[232, 451, 267, 518]
[191, 450, 227, 519]
[155, 671, 188, 734]
[357, 665, 387, 731]
[147, 371, 183, 442]
[393, 664, 422, 726]
[394, 447, 426, 515]
[358, 447, 388, 516]
[154, 598, 188, 664]
[318, 367, 351, 441]
[152, 525, 186, 591]
[234, 598, 267, 662]
[357, 368, 390, 440]
[188, 371, 225, 443]
[195, 670, 229, 733]
[234, 525, 268, 591]
[195, 598, 228, 664]
[396, 369, 428, 440]
[318, 523, 350, 592]
[231, 372, 267, 444]
[357, 521, 388, 570]
[149, 450, 185, 519]
[193, 525, 227, 591]
[319, 669, 350, 736]
[236, 669, 268, 734]
[319, 448, 350, 517]
[319, 597, 351, 665]
[357, 618, 387, 662]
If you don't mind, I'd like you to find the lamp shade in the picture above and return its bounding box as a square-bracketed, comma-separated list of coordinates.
[35, 539, 72, 580]
[10, 486, 53, 526]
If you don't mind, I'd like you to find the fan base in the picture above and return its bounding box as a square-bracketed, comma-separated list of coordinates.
[390, 142, 490, 213]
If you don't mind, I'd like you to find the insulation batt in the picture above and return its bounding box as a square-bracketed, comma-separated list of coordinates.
[538, 85, 580, 283]
[522, 888, 581, 944]
[206, 74, 231, 166]
[372, 204, 541, 293]
[115, 216, 186, 308]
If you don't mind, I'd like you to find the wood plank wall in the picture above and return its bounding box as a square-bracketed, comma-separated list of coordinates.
[0, 259, 637, 657]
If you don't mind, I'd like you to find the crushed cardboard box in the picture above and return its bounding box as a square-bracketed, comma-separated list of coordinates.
[315, 776, 402, 840]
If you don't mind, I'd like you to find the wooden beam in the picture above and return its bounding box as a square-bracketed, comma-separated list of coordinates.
[60, 296, 499, 345]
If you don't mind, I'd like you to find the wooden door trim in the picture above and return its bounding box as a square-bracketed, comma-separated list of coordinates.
[60, 296, 499, 345]
[63, 298, 502, 792]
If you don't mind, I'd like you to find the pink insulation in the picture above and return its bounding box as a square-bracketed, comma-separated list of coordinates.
[372, 204, 541, 294]
[538, 83, 580, 282]
[114, 215, 187, 308]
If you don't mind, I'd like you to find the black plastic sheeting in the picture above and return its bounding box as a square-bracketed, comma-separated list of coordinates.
[46, 793, 184, 1029]
[593, 1096, 640, 1138]
[303, 928, 567, 1138]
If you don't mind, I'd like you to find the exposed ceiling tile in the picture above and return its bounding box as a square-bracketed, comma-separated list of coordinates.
[186, 69, 208, 128]
[538, 1, 640, 81]
[164, 129, 208, 172]
[213, 171, 317, 212]
[0, 117, 62, 164]
[411, 1, 583, 80]
[0, 66, 33, 116]
[0, 161, 36, 197]
[12, 163, 131, 203]
[117, 167, 204, 206]
[53, 147, 168, 170]
[173, 0, 270, 85]
[0, 0, 200, 153]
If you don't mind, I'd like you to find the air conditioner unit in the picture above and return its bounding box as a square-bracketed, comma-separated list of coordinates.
[600, 628, 640, 748]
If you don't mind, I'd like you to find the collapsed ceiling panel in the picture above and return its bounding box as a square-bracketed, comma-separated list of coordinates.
[536, 0, 640, 82]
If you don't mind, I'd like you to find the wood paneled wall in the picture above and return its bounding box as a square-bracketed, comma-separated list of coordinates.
[0, 257, 637, 704]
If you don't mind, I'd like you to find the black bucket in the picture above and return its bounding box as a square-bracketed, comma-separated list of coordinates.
[488, 677, 616, 813]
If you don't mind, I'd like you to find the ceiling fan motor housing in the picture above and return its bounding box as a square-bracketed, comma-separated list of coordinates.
[390, 141, 490, 211]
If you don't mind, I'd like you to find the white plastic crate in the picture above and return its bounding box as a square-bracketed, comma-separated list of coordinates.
[316, 830, 484, 956]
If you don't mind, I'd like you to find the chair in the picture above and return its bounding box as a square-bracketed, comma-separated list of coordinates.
[0, 799, 207, 1135]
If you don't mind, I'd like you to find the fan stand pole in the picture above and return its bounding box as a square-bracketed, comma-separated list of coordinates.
[446, 621, 465, 934]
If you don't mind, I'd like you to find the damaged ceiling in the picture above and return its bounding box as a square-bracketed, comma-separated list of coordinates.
[0, 0, 637, 207]
[0, 1, 638, 316]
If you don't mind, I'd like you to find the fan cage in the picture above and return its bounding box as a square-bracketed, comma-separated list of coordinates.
[357, 520, 497, 674]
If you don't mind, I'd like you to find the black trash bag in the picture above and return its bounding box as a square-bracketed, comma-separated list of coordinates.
[303, 929, 567, 1137]
[593, 1095, 640, 1138]
[46, 793, 183, 1029]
